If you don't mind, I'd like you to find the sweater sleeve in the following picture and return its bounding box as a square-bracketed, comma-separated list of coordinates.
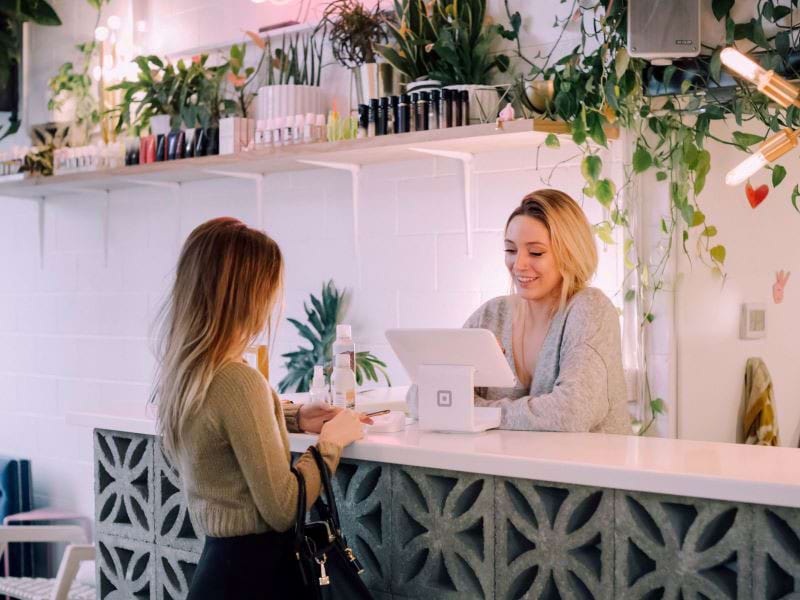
[215, 366, 342, 532]
[483, 342, 610, 431]
[475, 294, 616, 432]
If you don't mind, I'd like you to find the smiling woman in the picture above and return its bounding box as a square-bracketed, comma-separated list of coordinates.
[464, 189, 630, 434]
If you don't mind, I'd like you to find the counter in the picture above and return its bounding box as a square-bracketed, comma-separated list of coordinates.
[67, 392, 800, 599]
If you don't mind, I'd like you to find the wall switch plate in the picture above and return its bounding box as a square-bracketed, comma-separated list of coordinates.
[740, 303, 767, 339]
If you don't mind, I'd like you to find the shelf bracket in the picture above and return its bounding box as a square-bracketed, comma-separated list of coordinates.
[409, 148, 475, 257]
[297, 160, 362, 288]
[48, 186, 114, 267]
[37, 196, 45, 269]
[202, 170, 265, 229]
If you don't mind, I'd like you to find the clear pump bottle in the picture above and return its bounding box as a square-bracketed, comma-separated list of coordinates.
[331, 353, 356, 409]
[309, 365, 330, 405]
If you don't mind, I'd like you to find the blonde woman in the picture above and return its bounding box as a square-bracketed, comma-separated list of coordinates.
[153, 217, 368, 599]
[465, 189, 630, 433]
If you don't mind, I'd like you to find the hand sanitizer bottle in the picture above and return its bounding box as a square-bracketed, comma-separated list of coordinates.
[332, 324, 355, 375]
[309, 365, 330, 405]
[331, 354, 356, 409]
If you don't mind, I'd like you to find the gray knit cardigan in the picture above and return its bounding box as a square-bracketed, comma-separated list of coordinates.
[463, 287, 631, 434]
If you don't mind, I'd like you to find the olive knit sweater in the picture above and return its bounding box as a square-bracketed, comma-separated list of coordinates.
[175, 362, 342, 536]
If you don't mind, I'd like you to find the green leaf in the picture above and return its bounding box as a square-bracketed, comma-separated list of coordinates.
[595, 179, 616, 207]
[773, 5, 792, 20]
[656, 171, 668, 182]
[545, 133, 560, 148]
[660, 218, 669, 234]
[663, 65, 676, 89]
[650, 397, 665, 414]
[645, 313, 655, 323]
[703, 226, 718, 237]
[776, 31, 791, 56]
[710, 245, 726, 264]
[725, 16, 735, 44]
[594, 222, 616, 245]
[709, 48, 722, 83]
[772, 164, 787, 187]
[692, 211, 706, 227]
[625, 289, 636, 302]
[792, 185, 800, 214]
[633, 146, 652, 173]
[732, 131, 763, 149]
[680, 79, 692, 94]
[712, 0, 734, 20]
[581, 154, 602, 183]
[614, 48, 630, 80]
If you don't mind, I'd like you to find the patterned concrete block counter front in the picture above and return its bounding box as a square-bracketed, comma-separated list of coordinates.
[70, 409, 800, 600]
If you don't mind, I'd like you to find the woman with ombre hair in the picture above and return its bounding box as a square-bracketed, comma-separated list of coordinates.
[152, 217, 369, 599]
[463, 189, 630, 433]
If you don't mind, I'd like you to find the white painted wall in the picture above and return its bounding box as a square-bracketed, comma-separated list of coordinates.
[0, 0, 630, 521]
[676, 119, 800, 447]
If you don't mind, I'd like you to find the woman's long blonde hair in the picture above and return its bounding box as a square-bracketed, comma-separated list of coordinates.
[506, 189, 598, 309]
[152, 217, 284, 458]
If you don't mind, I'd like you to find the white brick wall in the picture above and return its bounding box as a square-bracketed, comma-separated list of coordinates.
[0, 145, 624, 519]
[0, 0, 633, 532]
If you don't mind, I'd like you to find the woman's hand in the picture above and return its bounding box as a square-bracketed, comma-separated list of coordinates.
[319, 409, 369, 447]
[298, 403, 373, 433]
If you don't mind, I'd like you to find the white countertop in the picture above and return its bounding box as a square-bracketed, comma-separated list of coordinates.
[66, 387, 800, 509]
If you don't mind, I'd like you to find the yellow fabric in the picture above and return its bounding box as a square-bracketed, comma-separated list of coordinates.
[742, 357, 780, 446]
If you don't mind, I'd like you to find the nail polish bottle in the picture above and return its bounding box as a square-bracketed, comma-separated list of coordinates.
[419, 92, 430, 131]
[390, 96, 400, 134]
[358, 104, 369, 139]
[398, 94, 411, 133]
[461, 90, 470, 126]
[369, 99, 380, 136]
[443, 89, 454, 128]
[454, 91, 463, 127]
[410, 93, 419, 131]
[430, 89, 441, 130]
[380, 97, 390, 135]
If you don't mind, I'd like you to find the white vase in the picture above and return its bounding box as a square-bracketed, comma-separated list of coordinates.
[258, 85, 324, 120]
[150, 114, 172, 136]
[445, 84, 502, 124]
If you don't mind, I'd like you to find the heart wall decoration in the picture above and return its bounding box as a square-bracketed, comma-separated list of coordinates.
[745, 181, 769, 209]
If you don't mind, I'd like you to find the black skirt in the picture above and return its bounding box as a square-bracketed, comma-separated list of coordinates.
[187, 530, 311, 599]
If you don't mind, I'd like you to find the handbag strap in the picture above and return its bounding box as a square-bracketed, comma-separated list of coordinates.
[308, 445, 342, 532]
[290, 465, 307, 553]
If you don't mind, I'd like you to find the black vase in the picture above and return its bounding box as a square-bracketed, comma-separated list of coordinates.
[194, 127, 207, 157]
[205, 126, 219, 155]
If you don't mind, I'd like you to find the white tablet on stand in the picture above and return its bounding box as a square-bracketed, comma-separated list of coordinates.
[385, 328, 517, 433]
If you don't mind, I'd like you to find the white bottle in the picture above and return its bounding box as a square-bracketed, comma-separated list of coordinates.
[309, 365, 330, 405]
[331, 353, 356, 409]
[332, 324, 355, 375]
[294, 114, 304, 144]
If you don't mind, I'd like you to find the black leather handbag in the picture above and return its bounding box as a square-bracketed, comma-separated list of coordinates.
[290, 446, 374, 600]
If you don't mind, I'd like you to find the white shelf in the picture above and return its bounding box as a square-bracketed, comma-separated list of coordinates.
[0, 119, 572, 199]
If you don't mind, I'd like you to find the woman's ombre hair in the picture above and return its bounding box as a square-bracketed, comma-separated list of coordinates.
[152, 217, 284, 457]
[506, 189, 598, 309]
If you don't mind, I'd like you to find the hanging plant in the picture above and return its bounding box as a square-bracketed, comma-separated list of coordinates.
[502, 0, 800, 434]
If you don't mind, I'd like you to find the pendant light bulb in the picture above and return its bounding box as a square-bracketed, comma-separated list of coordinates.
[726, 128, 799, 186]
[721, 48, 767, 86]
[725, 152, 768, 186]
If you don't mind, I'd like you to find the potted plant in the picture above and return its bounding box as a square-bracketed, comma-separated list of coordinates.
[257, 29, 326, 122]
[376, 0, 513, 121]
[48, 42, 100, 146]
[316, 0, 389, 105]
[108, 55, 182, 136]
[375, 0, 436, 87]
[278, 280, 391, 394]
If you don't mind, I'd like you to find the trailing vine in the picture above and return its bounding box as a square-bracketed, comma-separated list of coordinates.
[501, 0, 800, 434]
